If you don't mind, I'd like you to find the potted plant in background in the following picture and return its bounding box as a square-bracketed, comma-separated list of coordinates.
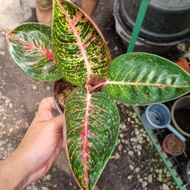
[182, 159, 190, 184]
[162, 133, 186, 156]
[171, 95, 190, 138]
[6, 0, 190, 189]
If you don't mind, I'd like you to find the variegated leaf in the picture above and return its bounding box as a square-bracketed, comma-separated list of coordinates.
[65, 86, 120, 190]
[103, 52, 190, 105]
[52, 0, 111, 85]
[6, 23, 62, 81]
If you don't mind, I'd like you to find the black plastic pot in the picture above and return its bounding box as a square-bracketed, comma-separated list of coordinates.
[114, 0, 190, 54]
[182, 159, 190, 184]
[120, 0, 190, 44]
[53, 80, 64, 114]
[171, 96, 190, 138]
[53, 79, 76, 114]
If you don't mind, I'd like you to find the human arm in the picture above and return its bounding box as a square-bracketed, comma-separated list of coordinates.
[81, 0, 99, 16]
[0, 97, 64, 190]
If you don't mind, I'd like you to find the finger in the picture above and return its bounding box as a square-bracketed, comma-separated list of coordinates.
[35, 97, 56, 120]
[38, 97, 56, 113]
[52, 114, 65, 131]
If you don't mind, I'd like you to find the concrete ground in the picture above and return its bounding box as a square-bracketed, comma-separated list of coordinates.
[0, 0, 178, 190]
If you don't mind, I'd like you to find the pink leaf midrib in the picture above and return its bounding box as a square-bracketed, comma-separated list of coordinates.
[56, 0, 92, 81]
[80, 91, 92, 190]
[7, 32, 54, 60]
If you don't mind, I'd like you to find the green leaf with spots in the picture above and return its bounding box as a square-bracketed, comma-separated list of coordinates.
[6, 23, 62, 82]
[103, 52, 190, 105]
[52, 0, 111, 85]
[65, 86, 120, 190]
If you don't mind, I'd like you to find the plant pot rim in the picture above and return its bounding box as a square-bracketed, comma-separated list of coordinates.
[171, 95, 190, 137]
[53, 80, 64, 114]
[182, 159, 190, 184]
[53, 79, 77, 114]
[162, 133, 186, 156]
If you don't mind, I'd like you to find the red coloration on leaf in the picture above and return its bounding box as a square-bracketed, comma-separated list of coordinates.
[71, 12, 81, 26]
[56, 0, 92, 80]
[90, 104, 95, 109]
[23, 43, 36, 51]
[86, 33, 91, 39]
[157, 84, 175, 88]
[49, 61, 56, 66]
[84, 115, 89, 121]
[8, 32, 54, 60]
[46, 49, 54, 59]
[80, 131, 86, 140]
[80, 129, 90, 141]
[83, 44, 90, 49]
[77, 91, 93, 190]
[78, 125, 85, 129]
[158, 84, 165, 88]
[23, 46, 31, 50]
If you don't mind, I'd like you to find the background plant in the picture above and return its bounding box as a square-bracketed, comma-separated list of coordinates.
[6, 0, 190, 189]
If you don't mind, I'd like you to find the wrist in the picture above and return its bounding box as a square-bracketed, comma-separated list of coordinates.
[0, 148, 32, 190]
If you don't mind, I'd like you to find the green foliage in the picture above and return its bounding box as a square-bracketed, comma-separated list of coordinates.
[6, 23, 62, 81]
[52, 0, 111, 85]
[103, 53, 190, 105]
[65, 86, 120, 189]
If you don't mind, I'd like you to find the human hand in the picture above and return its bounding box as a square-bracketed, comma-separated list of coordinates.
[0, 97, 65, 190]
[18, 97, 65, 186]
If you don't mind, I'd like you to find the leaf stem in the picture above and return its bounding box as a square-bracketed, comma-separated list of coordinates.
[90, 81, 107, 93]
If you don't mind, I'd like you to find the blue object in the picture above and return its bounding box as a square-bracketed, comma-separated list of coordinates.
[142, 103, 186, 142]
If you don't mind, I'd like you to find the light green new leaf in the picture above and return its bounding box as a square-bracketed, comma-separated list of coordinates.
[65, 86, 120, 190]
[6, 23, 62, 81]
[52, 0, 111, 85]
[103, 52, 190, 105]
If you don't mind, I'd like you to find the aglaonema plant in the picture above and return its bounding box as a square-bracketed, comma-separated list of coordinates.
[6, 0, 190, 189]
